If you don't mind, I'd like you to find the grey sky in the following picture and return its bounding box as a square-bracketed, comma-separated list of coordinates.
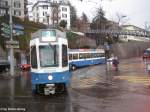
[29, 0, 150, 28]
[70, 0, 150, 28]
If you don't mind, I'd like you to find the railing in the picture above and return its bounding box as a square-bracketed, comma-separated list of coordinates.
[83, 29, 150, 38]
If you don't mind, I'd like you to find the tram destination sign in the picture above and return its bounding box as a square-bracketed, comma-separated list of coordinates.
[41, 30, 57, 42]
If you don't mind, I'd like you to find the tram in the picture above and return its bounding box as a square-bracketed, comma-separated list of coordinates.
[30, 29, 71, 95]
[68, 49, 105, 70]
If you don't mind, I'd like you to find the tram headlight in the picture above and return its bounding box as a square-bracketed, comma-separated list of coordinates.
[48, 75, 53, 80]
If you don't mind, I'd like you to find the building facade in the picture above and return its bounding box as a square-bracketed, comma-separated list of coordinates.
[0, 0, 25, 19]
[29, 0, 70, 29]
[120, 25, 150, 42]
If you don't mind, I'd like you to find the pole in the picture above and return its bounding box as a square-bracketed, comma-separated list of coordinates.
[10, 0, 14, 76]
[47, 15, 50, 28]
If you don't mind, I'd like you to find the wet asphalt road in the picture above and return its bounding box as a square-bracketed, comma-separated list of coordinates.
[0, 57, 150, 112]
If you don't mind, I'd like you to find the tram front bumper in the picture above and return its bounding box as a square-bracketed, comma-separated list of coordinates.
[31, 71, 71, 85]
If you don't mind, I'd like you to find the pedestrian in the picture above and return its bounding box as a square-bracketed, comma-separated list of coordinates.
[112, 56, 119, 71]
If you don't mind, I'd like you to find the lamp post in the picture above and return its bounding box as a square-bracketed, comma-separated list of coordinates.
[118, 15, 127, 26]
[9, 0, 14, 76]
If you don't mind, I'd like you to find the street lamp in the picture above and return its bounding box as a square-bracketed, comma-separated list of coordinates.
[118, 15, 127, 26]
[9, 0, 14, 76]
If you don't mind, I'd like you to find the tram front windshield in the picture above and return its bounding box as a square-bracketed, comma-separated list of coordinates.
[39, 45, 59, 67]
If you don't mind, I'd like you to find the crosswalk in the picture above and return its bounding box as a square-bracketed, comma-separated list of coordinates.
[114, 75, 150, 86]
[72, 73, 150, 89]
[71, 59, 150, 89]
[71, 73, 103, 88]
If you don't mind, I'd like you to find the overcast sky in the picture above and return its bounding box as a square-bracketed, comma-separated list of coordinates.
[69, 0, 150, 29]
[29, 0, 150, 29]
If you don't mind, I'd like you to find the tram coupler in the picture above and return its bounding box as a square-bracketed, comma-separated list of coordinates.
[44, 84, 55, 95]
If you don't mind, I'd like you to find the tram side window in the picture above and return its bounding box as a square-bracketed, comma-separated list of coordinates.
[93, 53, 97, 58]
[86, 53, 91, 59]
[69, 54, 72, 60]
[79, 53, 84, 59]
[73, 54, 78, 60]
[91, 53, 95, 58]
[62, 45, 68, 67]
[97, 53, 105, 57]
[31, 46, 37, 68]
[101, 53, 105, 57]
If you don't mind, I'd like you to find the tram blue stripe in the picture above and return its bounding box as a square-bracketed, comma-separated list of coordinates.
[31, 70, 72, 84]
[69, 58, 105, 68]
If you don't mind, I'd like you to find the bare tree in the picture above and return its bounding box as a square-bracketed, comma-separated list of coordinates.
[90, 6, 107, 30]
[81, 12, 88, 23]
[51, 2, 60, 27]
[145, 21, 150, 31]
[68, 1, 78, 28]
[116, 12, 129, 26]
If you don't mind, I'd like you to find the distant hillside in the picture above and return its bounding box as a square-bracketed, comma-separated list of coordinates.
[66, 31, 96, 49]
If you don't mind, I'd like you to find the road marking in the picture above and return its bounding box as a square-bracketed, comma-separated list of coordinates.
[72, 74, 103, 88]
[114, 75, 150, 86]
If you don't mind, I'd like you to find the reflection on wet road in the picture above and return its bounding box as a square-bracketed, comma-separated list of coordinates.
[0, 71, 72, 112]
[0, 57, 150, 112]
[70, 58, 150, 112]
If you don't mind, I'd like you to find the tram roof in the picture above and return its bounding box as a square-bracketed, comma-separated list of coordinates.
[68, 49, 105, 53]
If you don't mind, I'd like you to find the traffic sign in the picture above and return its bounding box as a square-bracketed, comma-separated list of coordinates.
[1, 27, 10, 34]
[6, 40, 19, 45]
[13, 24, 24, 36]
[1, 23, 10, 29]
[1, 22, 10, 37]
[13, 29, 24, 36]
[6, 44, 19, 49]
[1, 23, 25, 37]
[1, 33, 10, 38]
[6, 40, 19, 49]
[13, 24, 24, 30]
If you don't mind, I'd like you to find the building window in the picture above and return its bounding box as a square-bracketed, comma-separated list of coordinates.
[62, 7, 67, 12]
[0, 9, 6, 16]
[43, 18, 47, 23]
[36, 7, 38, 11]
[1, 1, 8, 6]
[36, 18, 39, 22]
[43, 5, 48, 9]
[14, 1, 21, 8]
[43, 12, 47, 16]
[62, 13, 67, 18]
[36, 13, 39, 19]
[14, 10, 21, 16]
[54, 20, 58, 23]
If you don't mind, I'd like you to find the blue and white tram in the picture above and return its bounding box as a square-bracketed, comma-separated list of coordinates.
[68, 49, 106, 70]
[30, 29, 71, 95]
